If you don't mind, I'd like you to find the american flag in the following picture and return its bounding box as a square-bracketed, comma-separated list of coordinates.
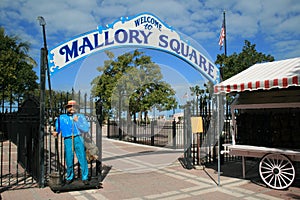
[218, 22, 225, 50]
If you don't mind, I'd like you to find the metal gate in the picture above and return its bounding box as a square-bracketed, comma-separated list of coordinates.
[43, 95, 103, 188]
[0, 95, 103, 191]
[0, 91, 229, 191]
[0, 97, 40, 191]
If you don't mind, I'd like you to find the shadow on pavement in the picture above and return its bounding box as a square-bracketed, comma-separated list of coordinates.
[100, 164, 112, 182]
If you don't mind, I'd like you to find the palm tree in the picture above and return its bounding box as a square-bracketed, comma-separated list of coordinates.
[189, 85, 204, 115]
[0, 27, 38, 109]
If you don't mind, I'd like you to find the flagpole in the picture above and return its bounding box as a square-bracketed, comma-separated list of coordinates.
[223, 10, 227, 57]
[217, 10, 227, 188]
[218, 10, 227, 79]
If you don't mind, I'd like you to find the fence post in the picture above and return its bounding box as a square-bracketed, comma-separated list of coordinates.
[184, 104, 193, 169]
[133, 122, 137, 143]
[96, 99, 102, 177]
[107, 119, 110, 138]
[38, 47, 46, 187]
[172, 119, 176, 149]
[151, 121, 154, 146]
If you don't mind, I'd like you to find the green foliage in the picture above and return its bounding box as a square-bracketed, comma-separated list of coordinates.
[189, 84, 213, 115]
[0, 27, 38, 104]
[91, 50, 178, 120]
[190, 85, 204, 97]
[215, 40, 275, 80]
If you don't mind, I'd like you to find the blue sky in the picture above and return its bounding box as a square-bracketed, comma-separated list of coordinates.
[1, 0, 300, 107]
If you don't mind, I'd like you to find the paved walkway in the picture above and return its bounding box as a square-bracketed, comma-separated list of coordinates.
[1, 137, 300, 200]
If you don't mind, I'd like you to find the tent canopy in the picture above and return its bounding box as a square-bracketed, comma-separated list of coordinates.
[214, 57, 300, 94]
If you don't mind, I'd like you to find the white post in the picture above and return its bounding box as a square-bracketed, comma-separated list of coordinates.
[216, 93, 225, 186]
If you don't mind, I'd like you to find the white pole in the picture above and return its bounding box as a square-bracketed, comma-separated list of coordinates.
[217, 94, 224, 186]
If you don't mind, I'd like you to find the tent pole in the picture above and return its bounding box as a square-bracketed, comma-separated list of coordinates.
[217, 94, 220, 186]
[216, 93, 224, 186]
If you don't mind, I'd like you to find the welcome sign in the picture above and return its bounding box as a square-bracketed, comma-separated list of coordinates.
[48, 12, 220, 84]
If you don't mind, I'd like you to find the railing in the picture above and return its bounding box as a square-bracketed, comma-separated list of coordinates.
[106, 100, 234, 167]
[0, 89, 235, 190]
[0, 98, 39, 191]
[107, 119, 185, 149]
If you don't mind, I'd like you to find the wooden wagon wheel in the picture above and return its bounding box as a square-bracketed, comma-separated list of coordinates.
[259, 153, 295, 190]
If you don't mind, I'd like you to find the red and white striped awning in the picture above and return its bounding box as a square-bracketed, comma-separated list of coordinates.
[214, 57, 300, 94]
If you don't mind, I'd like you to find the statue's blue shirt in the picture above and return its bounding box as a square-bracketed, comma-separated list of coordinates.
[55, 113, 90, 138]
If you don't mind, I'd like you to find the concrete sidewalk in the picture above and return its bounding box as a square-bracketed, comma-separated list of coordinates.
[2, 137, 300, 200]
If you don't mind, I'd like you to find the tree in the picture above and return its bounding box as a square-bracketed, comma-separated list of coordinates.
[189, 83, 213, 116]
[91, 50, 177, 122]
[190, 85, 203, 115]
[0, 27, 38, 106]
[216, 40, 275, 80]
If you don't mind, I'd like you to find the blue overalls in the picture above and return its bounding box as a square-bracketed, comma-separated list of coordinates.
[55, 113, 90, 181]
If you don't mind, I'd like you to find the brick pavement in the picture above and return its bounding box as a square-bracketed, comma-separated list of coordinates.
[1, 137, 300, 200]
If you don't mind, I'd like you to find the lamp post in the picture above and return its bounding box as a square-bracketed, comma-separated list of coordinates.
[37, 16, 47, 188]
[37, 16, 47, 50]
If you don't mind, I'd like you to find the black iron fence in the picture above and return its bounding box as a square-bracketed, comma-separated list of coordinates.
[0, 97, 40, 190]
[43, 91, 102, 188]
[0, 91, 103, 191]
[107, 119, 185, 149]
[106, 98, 233, 166]
[0, 89, 233, 191]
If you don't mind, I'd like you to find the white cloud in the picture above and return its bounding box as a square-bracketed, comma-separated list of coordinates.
[273, 40, 300, 59]
[227, 12, 259, 38]
[0, 0, 299, 65]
